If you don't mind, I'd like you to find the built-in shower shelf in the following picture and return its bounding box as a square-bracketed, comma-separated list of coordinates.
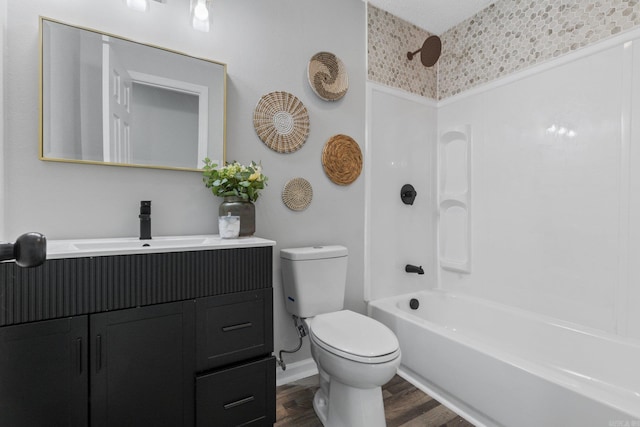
[439, 193, 468, 205]
[438, 126, 471, 274]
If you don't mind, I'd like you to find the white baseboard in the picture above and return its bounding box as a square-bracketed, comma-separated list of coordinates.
[275, 358, 318, 386]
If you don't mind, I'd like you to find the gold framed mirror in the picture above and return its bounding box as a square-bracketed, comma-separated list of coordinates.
[39, 17, 226, 171]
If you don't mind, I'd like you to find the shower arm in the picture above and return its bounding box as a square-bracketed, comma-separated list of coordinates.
[406, 48, 422, 60]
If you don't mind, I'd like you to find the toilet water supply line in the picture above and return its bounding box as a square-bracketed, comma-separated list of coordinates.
[276, 315, 307, 371]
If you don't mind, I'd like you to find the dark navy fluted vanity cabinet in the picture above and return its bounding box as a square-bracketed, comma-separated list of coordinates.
[0, 241, 275, 427]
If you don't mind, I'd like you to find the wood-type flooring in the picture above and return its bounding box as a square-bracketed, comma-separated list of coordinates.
[275, 374, 475, 427]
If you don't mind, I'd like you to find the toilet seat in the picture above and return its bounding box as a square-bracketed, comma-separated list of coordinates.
[309, 310, 400, 364]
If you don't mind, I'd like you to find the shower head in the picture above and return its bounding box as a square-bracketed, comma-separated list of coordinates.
[407, 35, 442, 67]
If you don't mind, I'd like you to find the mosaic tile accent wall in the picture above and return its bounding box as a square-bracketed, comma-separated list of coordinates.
[367, 5, 437, 99]
[438, 0, 640, 99]
[367, 0, 640, 100]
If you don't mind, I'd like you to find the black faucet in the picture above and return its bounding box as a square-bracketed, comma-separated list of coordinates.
[139, 201, 151, 240]
[405, 264, 424, 275]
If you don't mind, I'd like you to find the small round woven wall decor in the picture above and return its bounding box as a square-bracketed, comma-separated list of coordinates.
[321, 134, 362, 185]
[282, 177, 313, 211]
[253, 91, 310, 153]
[307, 52, 348, 101]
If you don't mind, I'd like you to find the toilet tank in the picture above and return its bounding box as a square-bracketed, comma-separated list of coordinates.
[280, 245, 348, 318]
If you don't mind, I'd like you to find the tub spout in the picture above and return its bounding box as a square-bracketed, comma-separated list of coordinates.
[405, 264, 424, 275]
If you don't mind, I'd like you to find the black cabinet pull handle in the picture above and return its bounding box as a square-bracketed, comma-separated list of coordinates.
[223, 395, 255, 410]
[222, 322, 252, 332]
[76, 337, 83, 375]
[96, 335, 102, 372]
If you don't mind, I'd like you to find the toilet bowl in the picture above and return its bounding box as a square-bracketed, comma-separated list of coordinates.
[306, 310, 401, 427]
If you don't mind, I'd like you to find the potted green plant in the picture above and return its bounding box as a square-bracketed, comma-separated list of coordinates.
[202, 158, 267, 236]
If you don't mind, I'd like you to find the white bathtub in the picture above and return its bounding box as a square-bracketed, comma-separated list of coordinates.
[368, 290, 640, 427]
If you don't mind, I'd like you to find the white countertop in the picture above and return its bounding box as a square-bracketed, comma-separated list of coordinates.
[46, 234, 276, 259]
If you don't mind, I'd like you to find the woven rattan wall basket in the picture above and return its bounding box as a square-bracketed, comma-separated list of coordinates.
[321, 134, 362, 185]
[282, 178, 313, 211]
[307, 52, 348, 101]
[253, 91, 310, 153]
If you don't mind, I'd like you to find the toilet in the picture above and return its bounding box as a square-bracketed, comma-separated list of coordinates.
[281, 245, 401, 427]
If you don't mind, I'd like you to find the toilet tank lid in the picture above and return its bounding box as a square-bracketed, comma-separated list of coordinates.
[280, 245, 348, 261]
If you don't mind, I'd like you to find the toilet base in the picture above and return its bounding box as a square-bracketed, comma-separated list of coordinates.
[313, 379, 387, 427]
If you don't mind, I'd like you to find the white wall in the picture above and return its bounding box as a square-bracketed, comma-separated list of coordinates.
[627, 39, 640, 340]
[366, 83, 437, 300]
[0, 0, 6, 241]
[4, 0, 366, 366]
[438, 30, 640, 339]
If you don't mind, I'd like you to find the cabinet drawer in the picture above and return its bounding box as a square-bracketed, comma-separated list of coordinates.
[196, 357, 275, 427]
[196, 289, 273, 371]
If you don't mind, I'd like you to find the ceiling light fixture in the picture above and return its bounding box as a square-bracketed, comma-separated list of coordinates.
[126, 0, 212, 32]
[191, 0, 211, 32]
[126, 0, 150, 12]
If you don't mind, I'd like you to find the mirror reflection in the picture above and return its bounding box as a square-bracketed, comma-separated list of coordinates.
[40, 18, 226, 171]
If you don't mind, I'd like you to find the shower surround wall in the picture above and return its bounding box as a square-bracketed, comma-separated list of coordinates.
[439, 34, 640, 340]
[437, 1, 640, 341]
[367, 1, 640, 341]
[365, 83, 437, 302]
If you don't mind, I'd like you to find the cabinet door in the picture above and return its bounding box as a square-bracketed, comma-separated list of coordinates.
[0, 316, 88, 427]
[90, 301, 195, 427]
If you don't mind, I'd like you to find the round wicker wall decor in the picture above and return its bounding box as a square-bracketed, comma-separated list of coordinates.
[253, 91, 310, 153]
[321, 134, 362, 185]
[308, 52, 349, 101]
[282, 178, 313, 211]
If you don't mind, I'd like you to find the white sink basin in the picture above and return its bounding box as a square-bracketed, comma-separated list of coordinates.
[46, 235, 275, 259]
[72, 236, 209, 251]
